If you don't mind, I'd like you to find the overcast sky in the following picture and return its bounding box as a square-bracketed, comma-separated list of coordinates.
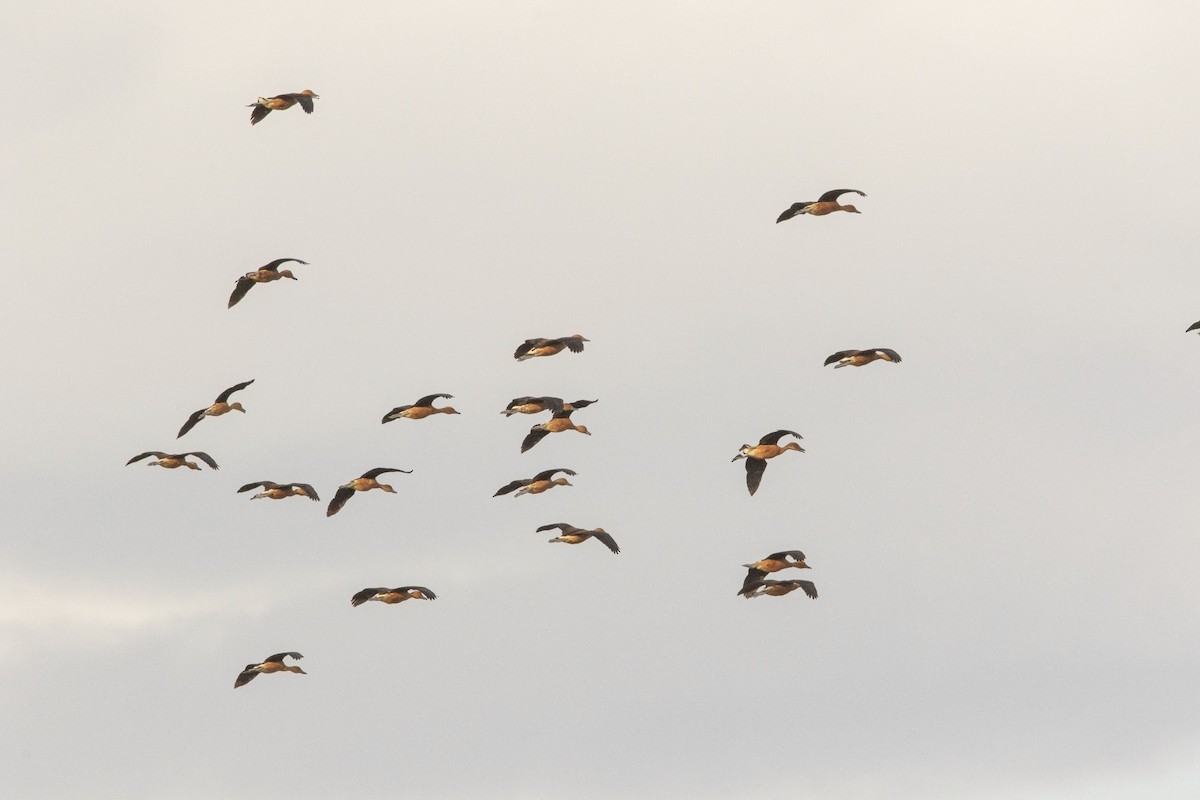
[3, 2, 1200, 798]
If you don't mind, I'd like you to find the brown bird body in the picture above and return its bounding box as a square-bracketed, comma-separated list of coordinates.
[514, 334, 589, 361]
[177, 379, 254, 438]
[234, 652, 306, 688]
[520, 399, 591, 452]
[776, 189, 866, 222]
[502, 397, 597, 416]
[743, 550, 810, 574]
[823, 348, 902, 368]
[327, 467, 412, 517]
[351, 586, 437, 606]
[237, 481, 320, 501]
[739, 578, 818, 599]
[228, 259, 307, 308]
[494, 468, 576, 497]
[537, 522, 620, 554]
[248, 90, 318, 125]
[382, 394, 459, 423]
[732, 430, 804, 496]
[126, 451, 219, 470]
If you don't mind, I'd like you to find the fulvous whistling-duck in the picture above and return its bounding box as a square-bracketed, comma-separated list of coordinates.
[228, 259, 307, 308]
[126, 451, 219, 470]
[776, 189, 866, 223]
[513, 335, 589, 361]
[536, 522, 620, 554]
[743, 550, 810, 574]
[327, 467, 412, 517]
[739, 575, 816, 599]
[234, 652, 306, 688]
[520, 399, 591, 453]
[823, 348, 902, 368]
[381, 394, 460, 423]
[248, 90, 319, 125]
[237, 481, 320, 502]
[732, 430, 804, 496]
[351, 586, 437, 607]
[177, 379, 255, 438]
[494, 468, 576, 497]
[502, 397, 598, 416]
[1186, 321, 1200, 334]
[738, 578, 818, 599]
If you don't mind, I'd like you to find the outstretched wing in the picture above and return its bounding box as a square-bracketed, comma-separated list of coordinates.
[536, 522, 573, 533]
[494, 479, 527, 497]
[520, 427, 551, 453]
[264, 652, 303, 663]
[177, 408, 207, 438]
[326, 487, 354, 517]
[381, 405, 412, 423]
[361, 467, 411, 479]
[514, 338, 547, 359]
[824, 350, 859, 366]
[228, 277, 256, 308]
[234, 667, 259, 687]
[215, 379, 255, 403]
[395, 586, 437, 600]
[745, 458, 767, 496]
[591, 530, 620, 554]
[249, 105, 270, 125]
[764, 550, 807, 563]
[260, 258, 308, 272]
[794, 580, 819, 599]
[531, 468, 576, 482]
[758, 430, 803, 446]
[414, 393, 453, 407]
[186, 452, 219, 470]
[288, 483, 320, 501]
[776, 202, 810, 223]
[816, 189, 866, 203]
[351, 588, 387, 607]
[237, 481, 276, 493]
[125, 451, 167, 465]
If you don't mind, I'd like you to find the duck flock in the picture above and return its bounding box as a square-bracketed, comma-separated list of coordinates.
[122, 90, 905, 690]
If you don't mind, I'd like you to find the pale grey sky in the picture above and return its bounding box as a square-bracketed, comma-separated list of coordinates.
[3, 2, 1200, 798]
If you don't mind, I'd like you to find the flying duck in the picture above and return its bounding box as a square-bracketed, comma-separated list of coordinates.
[126, 451, 219, 470]
[237, 481, 320, 501]
[228, 259, 307, 308]
[350, 586, 437, 607]
[514, 335, 589, 361]
[381, 394, 459, 422]
[738, 578, 818, 600]
[824, 348, 902, 368]
[234, 652, 306, 688]
[520, 399, 591, 453]
[494, 468, 576, 497]
[776, 189, 866, 222]
[248, 90, 319, 125]
[743, 550, 810, 574]
[177, 379, 255, 438]
[732, 430, 804, 496]
[536, 522, 620, 554]
[327, 467, 412, 517]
